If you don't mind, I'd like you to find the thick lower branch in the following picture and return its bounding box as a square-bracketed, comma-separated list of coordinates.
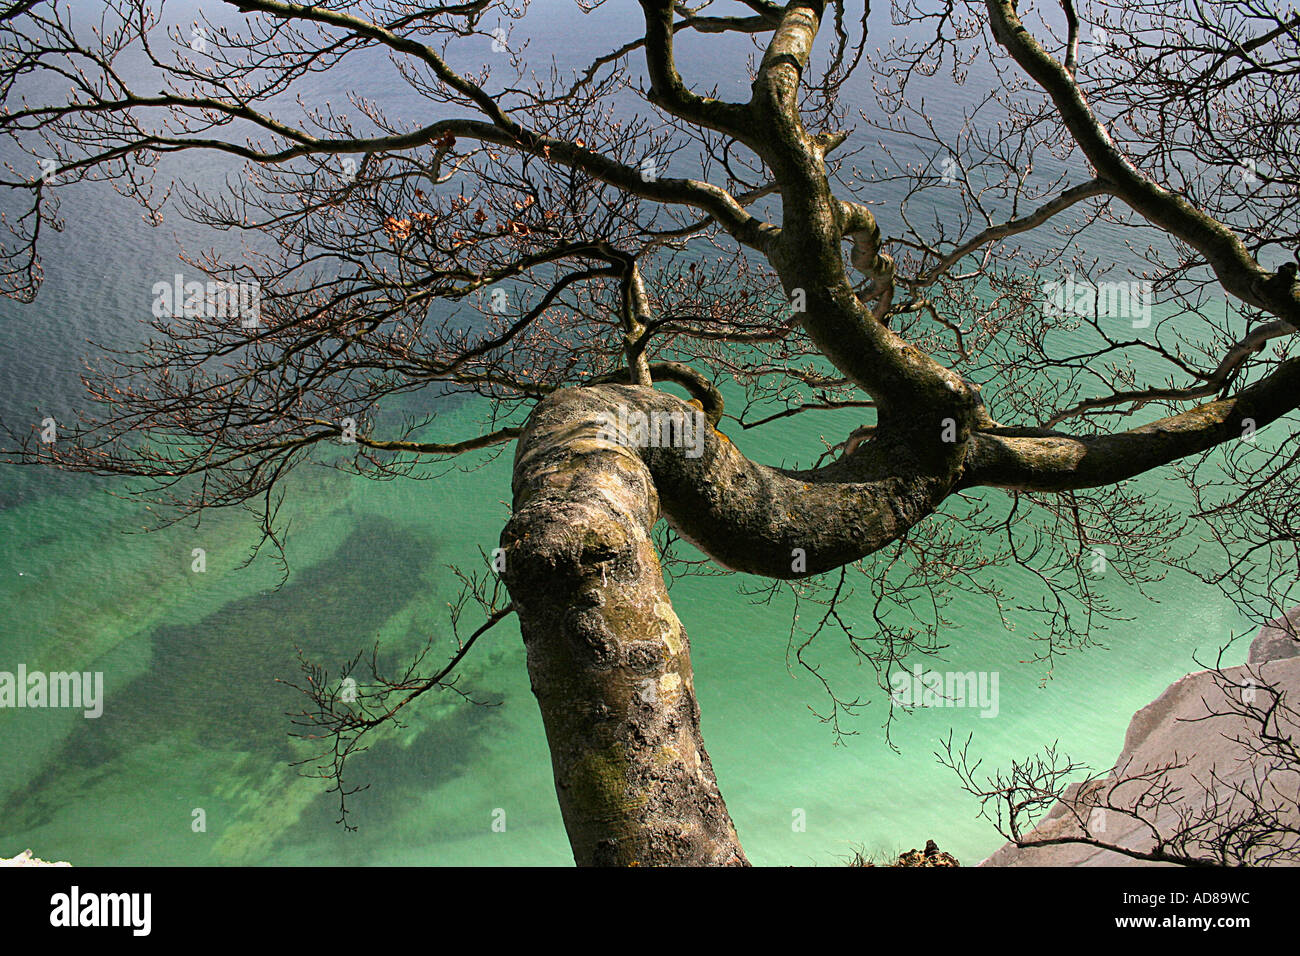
[962, 356, 1300, 490]
[517, 385, 960, 578]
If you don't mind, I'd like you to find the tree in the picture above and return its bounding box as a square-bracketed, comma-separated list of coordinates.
[2, 0, 1299, 865]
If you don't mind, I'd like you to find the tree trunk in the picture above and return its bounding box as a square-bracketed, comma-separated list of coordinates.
[500, 387, 748, 866]
[499, 382, 961, 864]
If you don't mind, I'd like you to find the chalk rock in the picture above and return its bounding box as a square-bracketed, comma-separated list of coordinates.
[1249, 606, 1300, 666]
[982, 611, 1300, 867]
[0, 849, 71, 867]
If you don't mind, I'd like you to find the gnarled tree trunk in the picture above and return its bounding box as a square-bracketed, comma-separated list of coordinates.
[500, 383, 964, 865]
[500, 386, 747, 866]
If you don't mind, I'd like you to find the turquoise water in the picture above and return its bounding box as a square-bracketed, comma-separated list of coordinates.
[0, 382, 1257, 866]
[0, 2, 1268, 866]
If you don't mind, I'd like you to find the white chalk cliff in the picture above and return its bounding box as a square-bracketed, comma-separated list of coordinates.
[982, 609, 1300, 866]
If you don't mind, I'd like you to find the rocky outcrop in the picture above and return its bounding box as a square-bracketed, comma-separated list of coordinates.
[1248, 606, 1300, 665]
[853, 839, 960, 867]
[1, 849, 71, 866]
[982, 609, 1300, 866]
[894, 840, 960, 867]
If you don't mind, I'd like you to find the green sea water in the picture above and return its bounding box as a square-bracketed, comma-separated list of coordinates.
[0, 1, 1266, 866]
[0, 377, 1258, 866]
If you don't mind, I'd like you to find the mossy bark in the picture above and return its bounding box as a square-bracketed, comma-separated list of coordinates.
[500, 387, 749, 865]
[499, 384, 970, 865]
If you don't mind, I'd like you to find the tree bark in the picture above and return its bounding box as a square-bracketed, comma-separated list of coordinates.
[500, 386, 748, 866]
[499, 381, 973, 864]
